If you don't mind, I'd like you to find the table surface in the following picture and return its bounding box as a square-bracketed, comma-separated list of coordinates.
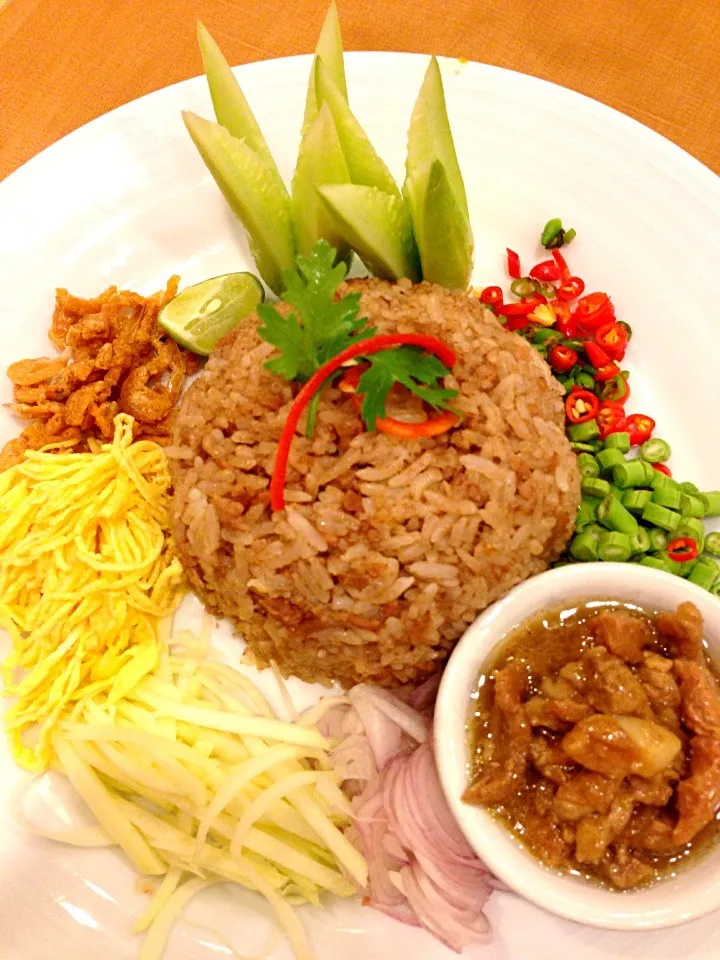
[1, 0, 719, 182]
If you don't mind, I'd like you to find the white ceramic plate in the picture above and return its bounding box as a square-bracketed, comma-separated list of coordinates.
[1, 51, 720, 960]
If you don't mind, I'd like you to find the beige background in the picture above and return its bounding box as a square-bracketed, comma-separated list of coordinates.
[1, 0, 719, 180]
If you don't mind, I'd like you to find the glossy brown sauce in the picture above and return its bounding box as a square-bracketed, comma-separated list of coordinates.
[466, 599, 720, 889]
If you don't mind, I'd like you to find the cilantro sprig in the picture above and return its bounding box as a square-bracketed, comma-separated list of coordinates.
[257, 240, 458, 435]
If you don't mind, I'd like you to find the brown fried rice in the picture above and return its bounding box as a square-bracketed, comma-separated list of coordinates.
[168, 279, 580, 687]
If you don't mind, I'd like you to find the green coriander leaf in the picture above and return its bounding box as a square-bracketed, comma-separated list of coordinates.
[257, 302, 314, 380]
[357, 346, 458, 431]
[357, 361, 396, 432]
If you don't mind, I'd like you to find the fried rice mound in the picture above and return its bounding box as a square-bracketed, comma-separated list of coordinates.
[169, 279, 580, 688]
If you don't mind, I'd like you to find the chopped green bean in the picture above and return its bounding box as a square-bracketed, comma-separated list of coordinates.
[680, 481, 699, 494]
[568, 420, 600, 443]
[623, 489, 652, 515]
[651, 471, 679, 491]
[582, 477, 612, 498]
[705, 532, 720, 557]
[647, 527, 668, 552]
[641, 502, 681, 532]
[700, 492, 720, 517]
[596, 448, 626, 474]
[575, 500, 597, 530]
[609, 485, 625, 500]
[577, 453, 600, 478]
[653, 485, 683, 510]
[613, 460, 650, 489]
[597, 496, 639, 536]
[640, 438, 671, 463]
[711, 580, 720, 598]
[650, 552, 684, 576]
[571, 441, 597, 453]
[570, 531, 600, 561]
[640, 556, 669, 571]
[676, 515, 704, 541]
[597, 531, 633, 562]
[604, 432, 630, 453]
[680, 494, 706, 518]
[688, 561, 718, 590]
[630, 528, 651, 554]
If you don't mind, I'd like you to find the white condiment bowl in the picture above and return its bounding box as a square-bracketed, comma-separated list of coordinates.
[434, 562, 720, 930]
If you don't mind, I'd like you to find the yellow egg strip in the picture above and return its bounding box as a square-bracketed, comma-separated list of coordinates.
[1, 414, 186, 771]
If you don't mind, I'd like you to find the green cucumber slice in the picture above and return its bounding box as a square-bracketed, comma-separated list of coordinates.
[317, 183, 421, 281]
[405, 158, 473, 289]
[302, 1, 348, 134]
[291, 102, 352, 259]
[196, 23, 287, 200]
[406, 56, 469, 220]
[183, 111, 295, 295]
[314, 59, 399, 197]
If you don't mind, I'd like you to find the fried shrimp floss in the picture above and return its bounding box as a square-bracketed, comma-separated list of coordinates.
[0, 414, 187, 771]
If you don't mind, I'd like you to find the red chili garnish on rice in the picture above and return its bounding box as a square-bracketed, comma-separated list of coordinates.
[271, 334, 457, 511]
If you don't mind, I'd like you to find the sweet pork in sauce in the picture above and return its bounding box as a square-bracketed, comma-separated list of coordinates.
[464, 601, 720, 889]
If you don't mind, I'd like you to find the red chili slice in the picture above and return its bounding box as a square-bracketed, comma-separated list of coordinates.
[585, 341, 612, 369]
[498, 300, 536, 317]
[598, 374, 631, 405]
[626, 413, 655, 446]
[551, 248, 571, 282]
[667, 537, 699, 563]
[548, 345, 578, 373]
[507, 248, 521, 279]
[593, 361, 621, 382]
[597, 405, 627, 440]
[652, 463, 672, 478]
[529, 260, 561, 282]
[575, 292, 615, 332]
[553, 301, 577, 337]
[565, 389, 600, 424]
[595, 320, 628, 362]
[479, 285, 503, 306]
[556, 277, 586, 301]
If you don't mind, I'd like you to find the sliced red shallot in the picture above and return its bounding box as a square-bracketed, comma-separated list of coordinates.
[329, 682, 496, 952]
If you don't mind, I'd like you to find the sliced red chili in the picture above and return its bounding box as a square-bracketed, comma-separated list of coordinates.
[595, 320, 628, 362]
[565, 389, 600, 424]
[575, 292, 615, 333]
[507, 248, 521, 280]
[626, 413, 655, 446]
[479, 285, 503, 307]
[548, 344, 578, 373]
[652, 463, 672, 478]
[553, 300, 577, 338]
[270, 333, 457, 511]
[556, 277, 586, 301]
[667, 537, 699, 563]
[585, 341, 611, 369]
[348, 394, 460, 439]
[498, 300, 536, 317]
[504, 316, 531, 332]
[597, 405, 627, 440]
[529, 259, 561, 282]
[593, 361, 621, 382]
[551, 248, 571, 282]
[598, 374, 630, 404]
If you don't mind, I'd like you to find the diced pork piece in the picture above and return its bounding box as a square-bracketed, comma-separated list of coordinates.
[674, 659, 720, 736]
[589, 611, 654, 664]
[656, 601, 704, 660]
[552, 772, 618, 821]
[583, 646, 651, 717]
[575, 788, 634, 864]
[673, 735, 720, 846]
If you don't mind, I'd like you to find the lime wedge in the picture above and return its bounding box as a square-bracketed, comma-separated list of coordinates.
[159, 273, 264, 355]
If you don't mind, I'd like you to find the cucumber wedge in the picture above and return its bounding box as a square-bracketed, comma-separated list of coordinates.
[405, 159, 473, 289]
[406, 56, 469, 220]
[196, 23, 287, 201]
[318, 184, 420, 281]
[302, 1, 348, 134]
[183, 111, 295, 295]
[291, 102, 352, 259]
[314, 59, 399, 197]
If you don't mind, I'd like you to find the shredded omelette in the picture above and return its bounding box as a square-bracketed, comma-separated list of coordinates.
[0, 414, 186, 770]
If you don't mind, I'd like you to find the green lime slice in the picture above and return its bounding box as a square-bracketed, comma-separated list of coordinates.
[159, 272, 264, 356]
